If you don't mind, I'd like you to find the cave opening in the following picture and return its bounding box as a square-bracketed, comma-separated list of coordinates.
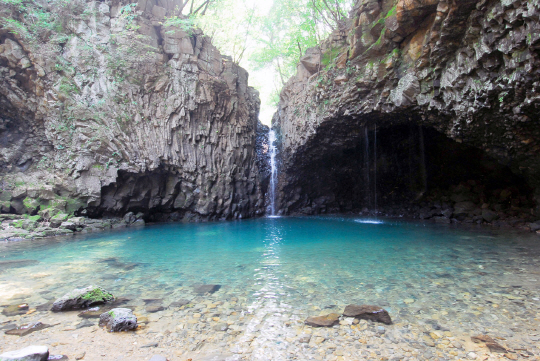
[284, 123, 534, 222]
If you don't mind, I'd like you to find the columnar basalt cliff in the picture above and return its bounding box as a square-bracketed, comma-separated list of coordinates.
[0, 0, 266, 225]
[273, 0, 540, 224]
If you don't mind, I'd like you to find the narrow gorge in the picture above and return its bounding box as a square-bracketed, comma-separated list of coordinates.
[2, 0, 540, 360]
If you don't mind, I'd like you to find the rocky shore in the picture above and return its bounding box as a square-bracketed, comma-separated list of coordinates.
[0, 212, 145, 242]
[1, 280, 538, 361]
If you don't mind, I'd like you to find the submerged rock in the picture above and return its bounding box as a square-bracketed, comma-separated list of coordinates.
[2, 303, 29, 317]
[146, 305, 164, 313]
[213, 323, 229, 331]
[304, 313, 340, 327]
[471, 334, 508, 353]
[0, 260, 39, 269]
[342, 304, 392, 325]
[51, 286, 114, 312]
[0, 345, 49, 361]
[169, 299, 190, 308]
[193, 284, 221, 294]
[99, 308, 138, 332]
[4, 322, 51, 337]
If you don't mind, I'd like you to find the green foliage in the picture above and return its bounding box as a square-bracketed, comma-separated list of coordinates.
[58, 77, 80, 95]
[118, 3, 139, 30]
[81, 288, 114, 303]
[322, 47, 341, 66]
[163, 16, 195, 35]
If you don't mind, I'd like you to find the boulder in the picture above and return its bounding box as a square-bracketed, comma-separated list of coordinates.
[453, 201, 476, 217]
[49, 213, 69, 228]
[529, 222, 540, 232]
[304, 313, 340, 327]
[51, 286, 114, 312]
[342, 304, 392, 324]
[481, 209, 499, 223]
[0, 345, 49, 361]
[99, 308, 138, 332]
[60, 221, 77, 231]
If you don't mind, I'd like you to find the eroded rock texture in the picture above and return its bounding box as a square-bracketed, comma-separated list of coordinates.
[273, 0, 540, 218]
[0, 0, 265, 221]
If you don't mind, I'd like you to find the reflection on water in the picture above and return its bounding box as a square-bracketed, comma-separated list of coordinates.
[1, 216, 540, 360]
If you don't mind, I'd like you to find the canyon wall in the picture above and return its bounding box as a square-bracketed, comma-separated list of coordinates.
[273, 0, 540, 222]
[0, 0, 266, 222]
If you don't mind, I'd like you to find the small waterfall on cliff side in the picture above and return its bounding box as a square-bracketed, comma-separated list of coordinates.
[364, 126, 371, 212]
[268, 129, 278, 216]
[364, 124, 378, 218]
[374, 123, 377, 216]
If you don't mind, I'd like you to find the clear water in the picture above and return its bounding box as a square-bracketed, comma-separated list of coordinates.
[1, 216, 540, 359]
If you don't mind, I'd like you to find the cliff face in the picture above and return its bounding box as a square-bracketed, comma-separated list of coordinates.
[273, 0, 540, 219]
[0, 0, 266, 222]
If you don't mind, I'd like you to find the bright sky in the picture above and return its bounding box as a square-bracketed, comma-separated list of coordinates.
[228, 0, 278, 126]
[244, 0, 277, 125]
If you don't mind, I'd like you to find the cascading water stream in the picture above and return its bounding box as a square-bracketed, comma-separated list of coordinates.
[268, 129, 278, 216]
[374, 123, 377, 217]
[364, 126, 371, 212]
[364, 124, 378, 218]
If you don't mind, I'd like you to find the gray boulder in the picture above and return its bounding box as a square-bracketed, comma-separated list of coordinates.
[453, 201, 476, 217]
[529, 222, 540, 232]
[59, 221, 77, 231]
[51, 286, 114, 312]
[481, 209, 499, 223]
[99, 308, 138, 332]
[0, 345, 49, 361]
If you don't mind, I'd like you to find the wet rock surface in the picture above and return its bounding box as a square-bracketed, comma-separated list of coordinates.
[2, 304, 29, 317]
[304, 313, 340, 327]
[98, 308, 137, 332]
[343, 304, 392, 324]
[0, 345, 49, 361]
[4, 322, 51, 337]
[51, 286, 114, 312]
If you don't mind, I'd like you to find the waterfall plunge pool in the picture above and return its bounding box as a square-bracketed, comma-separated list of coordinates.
[0, 216, 539, 360]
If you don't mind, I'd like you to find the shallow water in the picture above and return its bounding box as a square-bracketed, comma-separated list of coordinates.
[1, 216, 540, 360]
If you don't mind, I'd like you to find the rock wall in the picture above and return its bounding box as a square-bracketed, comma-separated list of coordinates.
[273, 0, 540, 221]
[0, 0, 266, 222]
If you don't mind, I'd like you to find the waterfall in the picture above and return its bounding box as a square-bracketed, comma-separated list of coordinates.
[364, 124, 378, 217]
[418, 125, 427, 195]
[268, 129, 277, 216]
[364, 126, 371, 212]
[374, 123, 377, 217]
